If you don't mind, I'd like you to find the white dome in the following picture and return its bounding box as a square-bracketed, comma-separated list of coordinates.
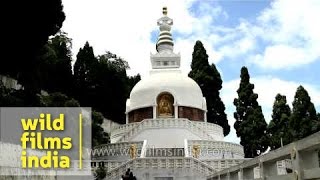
[126, 69, 206, 112]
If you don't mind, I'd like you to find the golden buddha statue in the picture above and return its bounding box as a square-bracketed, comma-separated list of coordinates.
[158, 94, 173, 116]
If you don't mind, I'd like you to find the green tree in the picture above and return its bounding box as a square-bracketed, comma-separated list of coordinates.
[267, 94, 291, 150]
[290, 86, 318, 140]
[92, 111, 110, 147]
[39, 92, 80, 107]
[316, 113, 320, 132]
[39, 32, 73, 95]
[189, 41, 230, 136]
[73, 45, 137, 124]
[3, 0, 65, 94]
[89, 53, 129, 123]
[73, 42, 98, 105]
[0, 82, 24, 106]
[127, 74, 141, 96]
[233, 66, 268, 158]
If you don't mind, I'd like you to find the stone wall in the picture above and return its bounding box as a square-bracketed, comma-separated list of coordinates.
[178, 106, 204, 121]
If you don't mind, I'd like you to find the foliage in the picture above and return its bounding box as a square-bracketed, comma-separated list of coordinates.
[94, 166, 107, 180]
[233, 66, 268, 158]
[3, 0, 65, 94]
[127, 74, 141, 96]
[73, 44, 138, 124]
[0, 82, 25, 106]
[289, 86, 319, 140]
[188, 41, 230, 136]
[267, 94, 291, 150]
[73, 42, 98, 105]
[92, 111, 110, 147]
[39, 32, 73, 95]
[39, 92, 80, 107]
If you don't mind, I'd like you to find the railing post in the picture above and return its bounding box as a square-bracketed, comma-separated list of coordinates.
[291, 144, 302, 180]
[184, 139, 189, 157]
[259, 160, 264, 179]
[153, 105, 157, 119]
[140, 140, 147, 158]
[174, 104, 178, 119]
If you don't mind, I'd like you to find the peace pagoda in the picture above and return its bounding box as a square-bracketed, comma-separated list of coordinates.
[93, 7, 245, 180]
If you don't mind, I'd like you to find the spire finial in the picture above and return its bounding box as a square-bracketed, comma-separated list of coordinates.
[151, 7, 181, 69]
[156, 6, 174, 53]
[163, 6, 167, 15]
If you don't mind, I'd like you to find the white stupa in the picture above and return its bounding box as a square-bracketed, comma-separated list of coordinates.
[94, 7, 245, 180]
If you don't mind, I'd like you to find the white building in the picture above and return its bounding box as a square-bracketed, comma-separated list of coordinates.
[94, 7, 245, 180]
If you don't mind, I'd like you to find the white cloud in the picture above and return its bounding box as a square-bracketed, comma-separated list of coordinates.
[222, 76, 320, 143]
[61, 0, 227, 77]
[253, 0, 320, 69]
[62, 0, 193, 76]
[215, 0, 320, 69]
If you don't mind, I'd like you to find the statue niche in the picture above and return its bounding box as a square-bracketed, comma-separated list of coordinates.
[157, 93, 174, 117]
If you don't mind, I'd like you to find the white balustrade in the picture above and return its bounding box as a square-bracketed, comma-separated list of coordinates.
[187, 140, 244, 159]
[116, 118, 221, 143]
[92, 141, 144, 161]
[105, 157, 217, 180]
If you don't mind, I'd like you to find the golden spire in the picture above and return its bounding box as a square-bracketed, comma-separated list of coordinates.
[163, 6, 167, 15]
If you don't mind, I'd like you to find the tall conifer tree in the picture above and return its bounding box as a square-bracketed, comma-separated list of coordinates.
[290, 86, 318, 140]
[189, 41, 230, 136]
[267, 94, 291, 150]
[73, 42, 97, 105]
[233, 66, 268, 157]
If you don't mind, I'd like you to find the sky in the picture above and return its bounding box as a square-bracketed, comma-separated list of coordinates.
[61, 0, 320, 143]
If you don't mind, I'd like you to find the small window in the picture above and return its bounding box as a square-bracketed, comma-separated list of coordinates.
[163, 61, 168, 65]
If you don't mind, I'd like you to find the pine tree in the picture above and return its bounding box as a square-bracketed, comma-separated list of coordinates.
[73, 42, 98, 105]
[89, 53, 129, 123]
[39, 32, 73, 95]
[189, 41, 230, 136]
[290, 86, 318, 140]
[233, 66, 268, 158]
[267, 94, 291, 150]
